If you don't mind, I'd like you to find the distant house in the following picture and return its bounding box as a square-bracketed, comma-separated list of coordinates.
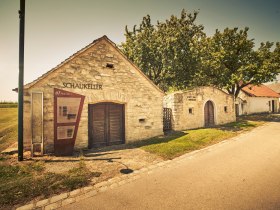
[164, 86, 236, 131]
[236, 84, 280, 115]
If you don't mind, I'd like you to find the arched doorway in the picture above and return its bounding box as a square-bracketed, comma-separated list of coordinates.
[204, 101, 215, 126]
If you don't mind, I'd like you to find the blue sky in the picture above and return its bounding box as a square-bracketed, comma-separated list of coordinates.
[0, 0, 279, 101]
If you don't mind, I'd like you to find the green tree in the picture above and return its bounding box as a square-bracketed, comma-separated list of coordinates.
[200, 27, 280, 98]
[121, 9, 205, 91]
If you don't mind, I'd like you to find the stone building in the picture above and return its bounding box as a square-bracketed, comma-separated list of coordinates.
[18, 36, 164, 155]
[164, 86, 236, 131]
[236, 84, 280, 115]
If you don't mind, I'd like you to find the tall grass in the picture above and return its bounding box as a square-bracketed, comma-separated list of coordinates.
[0, 108, 17, 152]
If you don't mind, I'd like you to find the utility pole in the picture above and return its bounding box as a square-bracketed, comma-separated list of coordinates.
[18, 0, 25, 161]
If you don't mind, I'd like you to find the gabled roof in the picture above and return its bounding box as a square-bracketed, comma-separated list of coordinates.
[267, 83, 280, 94]
[242, 84, 280, 98]
[16, 35, 164, 95]
[23, 36, 104, 90]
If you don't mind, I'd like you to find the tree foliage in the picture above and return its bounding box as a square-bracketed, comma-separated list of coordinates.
[200, 27, 280, 98]
[121, 11, 280, 98]
[121, 9, 204, 91]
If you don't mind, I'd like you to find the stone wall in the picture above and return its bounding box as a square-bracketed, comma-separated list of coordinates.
[23, 37, 164, 153]
[164, 86, 236, 131]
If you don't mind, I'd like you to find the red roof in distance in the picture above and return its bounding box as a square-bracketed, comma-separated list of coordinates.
[242, 84, 280, 98]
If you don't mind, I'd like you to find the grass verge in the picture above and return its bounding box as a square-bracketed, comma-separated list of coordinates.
[133, 119, 264, 159]
[0, 108, 17, 152]
[0, 160, 101, 209]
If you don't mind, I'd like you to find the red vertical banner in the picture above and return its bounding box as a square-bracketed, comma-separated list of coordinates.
[54, 88, 85, 156]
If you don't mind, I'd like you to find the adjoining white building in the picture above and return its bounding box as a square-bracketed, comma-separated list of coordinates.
[236, 84, 280, 115]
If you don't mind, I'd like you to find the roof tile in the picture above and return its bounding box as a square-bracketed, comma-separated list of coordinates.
[242, 84, 280, 98]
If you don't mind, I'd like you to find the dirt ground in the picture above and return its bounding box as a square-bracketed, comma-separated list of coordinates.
[3, 144, 163, 184]
[43, 147, 163, 184]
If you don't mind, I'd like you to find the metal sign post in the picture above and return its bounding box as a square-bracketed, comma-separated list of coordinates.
[18, 0, 25, 161]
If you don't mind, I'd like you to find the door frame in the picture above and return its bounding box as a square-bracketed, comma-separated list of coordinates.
[88, 102, 125, 148]
[31, 91, 44, 156]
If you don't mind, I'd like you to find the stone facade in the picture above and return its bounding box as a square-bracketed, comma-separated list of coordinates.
[164, 86, 236, 131]
[22, 36, 164, 153]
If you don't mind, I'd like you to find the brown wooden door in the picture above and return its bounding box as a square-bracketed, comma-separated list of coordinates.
[204, 101, 214, 126]
[90, 104, 106, 147]
[108, 104, 124, 144]
[89, 103, 124, 148]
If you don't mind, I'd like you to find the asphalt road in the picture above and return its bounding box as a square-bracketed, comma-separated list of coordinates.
[61, 122, 280, 210]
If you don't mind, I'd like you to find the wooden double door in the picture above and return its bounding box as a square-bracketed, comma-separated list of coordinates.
[88, 103, 125, 148]
[204, 101, 215, 127]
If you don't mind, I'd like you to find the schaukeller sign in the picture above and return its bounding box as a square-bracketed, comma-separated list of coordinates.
[63, 83, 102, 90]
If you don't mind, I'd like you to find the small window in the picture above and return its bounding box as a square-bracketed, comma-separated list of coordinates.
[188, 108, 194, 114]
[106, 63, 114, 69]
[224, 106, 228, 113]
[139, 118, 145, 123]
